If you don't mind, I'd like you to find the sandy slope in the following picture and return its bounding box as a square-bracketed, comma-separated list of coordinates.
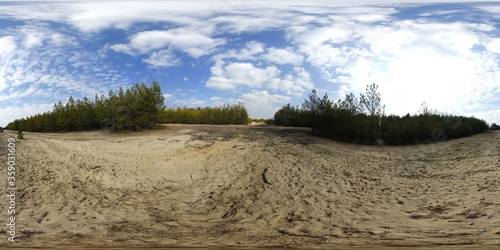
[0, 124, 499, 248]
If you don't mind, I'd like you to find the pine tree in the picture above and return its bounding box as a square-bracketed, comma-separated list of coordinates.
[360, 83, 384, 142]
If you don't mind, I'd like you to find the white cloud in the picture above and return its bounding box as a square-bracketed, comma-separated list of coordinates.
[208, 96, 237, 107]
[206, 62, 280, 90]
[245, 41, 266, 55]
[23, 32, 44, 48]
[208, 43, 312, 95]
[172, 97, 206, 107]
[0, 36, 17, 58]
[0, 27, 130, 118]
[266, 67, 313, 95]
[486, 38, 500, 53]
[17, 26, 80, 49]
[163, 93, 173, 99]
[239, 90, 290, 118]
[211, 41, 266, 64]
[126, 29, 225, 58]
[0, 103, 54, 127]
[286, 17, 500, 123]
[108, 44, 134, 55]
[143, 50, 179, 68]
[0, 1, 499, 124]
[473, 108, 500, 126]
[262, 47, 303, 65]
[183, 77, 188, 81]
[49, 33, 79, 47]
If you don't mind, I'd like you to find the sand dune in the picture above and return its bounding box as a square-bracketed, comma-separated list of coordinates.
[0, 125, 499, 248]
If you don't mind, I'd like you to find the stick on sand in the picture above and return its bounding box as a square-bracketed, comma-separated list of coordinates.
[262, 168, 272, 185]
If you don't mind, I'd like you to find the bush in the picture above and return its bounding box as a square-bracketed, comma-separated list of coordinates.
[17, 130, 24, 139]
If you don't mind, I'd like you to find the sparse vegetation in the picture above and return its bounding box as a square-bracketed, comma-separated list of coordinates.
[271, 84, 489, 145]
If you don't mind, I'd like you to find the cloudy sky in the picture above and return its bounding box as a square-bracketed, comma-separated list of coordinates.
[1, 0, 499, 127]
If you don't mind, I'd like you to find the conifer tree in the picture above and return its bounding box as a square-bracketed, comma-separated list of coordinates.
[360, 83, 384, 142]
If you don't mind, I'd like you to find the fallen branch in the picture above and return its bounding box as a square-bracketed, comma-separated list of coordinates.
[262, 168, 272, 185]
[222, 208, 237, 219]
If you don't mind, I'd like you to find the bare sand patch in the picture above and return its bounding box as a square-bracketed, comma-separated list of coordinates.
[0, 125, 499, 248]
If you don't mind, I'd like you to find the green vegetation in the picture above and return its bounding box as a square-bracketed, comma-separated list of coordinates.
[251, 118, 270, 123]
[271, 83, 489, 145]
[5, 81, 250, 133]
[6, 82, 165, 132]
[17, 130, 24, 139]
[381, 113, 488, 145]
[4, 79, 490, 140]
[159, 103, 249, 125]
[491, 123, 500, 130]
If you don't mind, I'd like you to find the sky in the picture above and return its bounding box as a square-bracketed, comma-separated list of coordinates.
[0, 0, 499, 127]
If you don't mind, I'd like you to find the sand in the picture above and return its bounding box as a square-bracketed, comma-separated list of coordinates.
[0, 124, 499, 248]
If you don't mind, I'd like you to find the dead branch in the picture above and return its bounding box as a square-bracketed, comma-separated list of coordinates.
[262, 168, 272, 185]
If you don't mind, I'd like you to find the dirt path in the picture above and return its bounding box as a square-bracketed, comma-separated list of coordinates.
[0, 125, 499, 248]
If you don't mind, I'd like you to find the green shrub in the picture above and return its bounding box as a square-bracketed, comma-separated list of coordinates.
[17, 130, 24, 139]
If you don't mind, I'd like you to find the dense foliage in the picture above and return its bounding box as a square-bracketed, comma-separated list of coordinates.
[159, 103, 249, 125]
[491, 123, 500, 130]
[381, 113, 489, 145]
[271, 84, 489, 145]
[6, 82, 251, 132]
[6, 82, 165, 132]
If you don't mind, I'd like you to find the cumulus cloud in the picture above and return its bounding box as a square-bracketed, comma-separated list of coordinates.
[286, 17, 500, 121]
[266, 67, 313, 95]
[207, 42, 312, 95]
[262, 47, 303, 65]
[108, 44, 134, 55]
[206, 62, 280, 90]
[239, 90, 290, 118]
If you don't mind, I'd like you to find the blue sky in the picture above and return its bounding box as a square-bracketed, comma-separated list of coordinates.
[1, 0, 500, 127]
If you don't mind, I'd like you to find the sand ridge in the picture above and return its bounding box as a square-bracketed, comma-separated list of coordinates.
[0, 125, 499, 247]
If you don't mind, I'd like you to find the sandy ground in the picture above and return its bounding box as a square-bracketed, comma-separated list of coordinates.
[0, 124, 499, 248]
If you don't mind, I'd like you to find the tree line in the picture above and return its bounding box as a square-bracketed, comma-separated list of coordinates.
[159, 103, 249, 125]
[271, 83, 490, 145]
[6, 82, 165, 132]
[5, 81, 251, 133]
